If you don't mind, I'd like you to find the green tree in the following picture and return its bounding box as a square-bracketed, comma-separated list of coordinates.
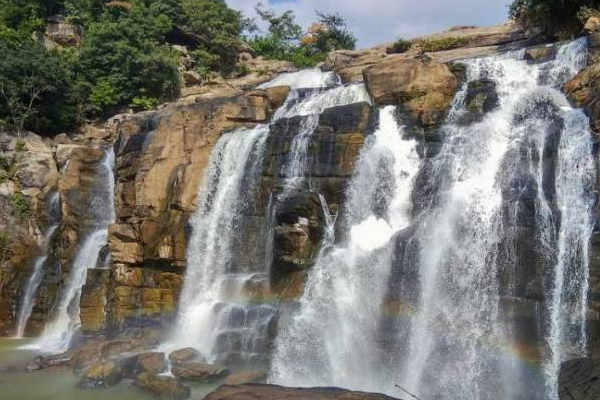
[313, 11, 356, 53]
[0, 40, 77, 135]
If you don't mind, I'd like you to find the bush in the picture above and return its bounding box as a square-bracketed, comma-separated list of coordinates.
[387, 38, 412, 54]
[509, 0, 600, 39]
[11, 192, 30, 220]
[0, 231, 11, 262]
[416, 37, 469, 52]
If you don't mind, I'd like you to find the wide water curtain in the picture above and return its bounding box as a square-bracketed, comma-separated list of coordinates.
[270, 39, 595, 400]
[167, 69, 370, 366]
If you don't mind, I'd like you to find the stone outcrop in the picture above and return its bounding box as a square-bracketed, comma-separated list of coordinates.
[563, 63, 600, 132]
[364, 56, 458, 128]
[203, 384, 400, 400]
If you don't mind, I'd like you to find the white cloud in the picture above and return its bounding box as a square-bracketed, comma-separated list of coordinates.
[227, 0, 513, 48]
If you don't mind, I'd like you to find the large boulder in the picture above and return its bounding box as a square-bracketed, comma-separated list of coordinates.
[169, 348, 202, 364]
[363, 55, 458, 128]
[78, 360, 123, 389]
[122, 352, 167, 376]
[563, 63, 600, 133]
[171, 362, 230, 382]
[135, 372, 191, 400]
[222, 371, 267, 385]
[203, 384, 399, 400]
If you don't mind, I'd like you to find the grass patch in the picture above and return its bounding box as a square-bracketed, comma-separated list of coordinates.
[416, 37, 469, 52]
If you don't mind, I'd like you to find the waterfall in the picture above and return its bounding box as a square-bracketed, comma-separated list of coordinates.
[166, 70, 370, 365]
[270, 106, 421, 392]
[29, 147, 116, 354]
[398, 39, 593, 400]
[15, 192, 60, 338]
[270, 40, 594, 400]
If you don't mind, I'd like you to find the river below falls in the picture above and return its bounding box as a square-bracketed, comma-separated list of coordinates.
[0, 338, 219, 400]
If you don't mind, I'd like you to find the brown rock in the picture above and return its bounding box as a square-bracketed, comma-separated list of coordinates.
[265, 86, 291, 110]
[109, 224, 142, 264]
[183, 71, 203, 86]
[364, 55, 458, 128]
[169, 348, 202, 364]
[171, 362, 230, 382]
[79, 360, 123, 389]
[203, 384, 399, 400]
[563, 63, 600, 133]
[222, 371, 267, 385]
[135, 372, 191, 400]
[123, 352, 167, 376]
[524, 46, 556, 64]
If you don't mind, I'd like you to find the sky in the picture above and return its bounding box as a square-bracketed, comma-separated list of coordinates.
[227, 0, 514, 49]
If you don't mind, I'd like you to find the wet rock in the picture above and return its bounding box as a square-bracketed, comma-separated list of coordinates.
[563, 63, 600, 133]
[524, 46, 557, 64]
[123, 352, 167, 376]
[364, 55, 458, 128]
[457, 78, 499, 125]
[203, 384, 399, 400]
[559, 358, 600, 400]
[79, 360, 123, 389]
[222, 370, 267, 385]
[135, 372, 191, 400]
[169, 348, 202, 364]
[171, 362, 230, 382]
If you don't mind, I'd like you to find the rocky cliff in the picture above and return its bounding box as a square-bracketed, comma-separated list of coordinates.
[1, 20, 600, 400]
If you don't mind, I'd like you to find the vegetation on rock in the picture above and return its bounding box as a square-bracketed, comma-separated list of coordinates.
[509, 0, 600, 38]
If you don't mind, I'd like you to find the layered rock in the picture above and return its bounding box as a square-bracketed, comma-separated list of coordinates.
[203, 384, 400, 400]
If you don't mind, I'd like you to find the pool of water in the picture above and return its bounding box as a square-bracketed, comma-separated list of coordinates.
[0, 338, 218, 400]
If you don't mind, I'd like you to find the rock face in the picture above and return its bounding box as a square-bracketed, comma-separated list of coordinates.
[203, 384, 400, 400]
[364, 56, 458, 128]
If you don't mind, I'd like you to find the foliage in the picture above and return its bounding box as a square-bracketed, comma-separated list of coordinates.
[509, 0, 600, 38]
[11, 192, 30, 220]
[0, 231, 11, 263]
[249, 5, 355, 67]
[387, 38, 413, 54]
[416, 37, 469, 52]
[0, 39, 78, 135]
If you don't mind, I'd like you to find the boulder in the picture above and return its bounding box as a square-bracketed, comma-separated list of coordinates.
[524, 46, 556, 64]
[585, 17, 600, 65]
[363, 55, 458, 128]
[78, 361, 123, 389]
[559, 358, 600, 400]
[457, 78, 499, 125]
[135, 372, 191, 400]
[123, 352, 167, 376]
[183, 71, 203, 86]
[563, 63, 600, 132]
[222, 371, 267, 385]
[171, 362, 230, 382]
[203, 384, 399, 400]
[169, 348, 202, 364]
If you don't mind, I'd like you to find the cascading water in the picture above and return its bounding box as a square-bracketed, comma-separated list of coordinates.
[15, 192, 60, 338]
[398, 39, 594, 400]
[30, 147, 116, 354]
[270, 106, 421, 392]
[270, 40, 595, 400]
[166, 70, 370, 366]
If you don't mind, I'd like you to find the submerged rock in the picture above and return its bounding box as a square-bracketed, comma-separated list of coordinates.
[171, 362, 229, 382]
[135, 372, 191, 400]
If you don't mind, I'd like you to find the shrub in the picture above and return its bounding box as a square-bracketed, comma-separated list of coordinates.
[416, 37, 469, 52]
[509, 0, 600, 39]
[0, 231, 11, 262]
[11, 192, 31, 220]
[387, 38, 413, 54]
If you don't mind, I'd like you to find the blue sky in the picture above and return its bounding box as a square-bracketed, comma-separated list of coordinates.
[227, 0, 513, 48]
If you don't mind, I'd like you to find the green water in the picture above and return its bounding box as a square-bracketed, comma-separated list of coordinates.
[0, 338, 218, 400]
